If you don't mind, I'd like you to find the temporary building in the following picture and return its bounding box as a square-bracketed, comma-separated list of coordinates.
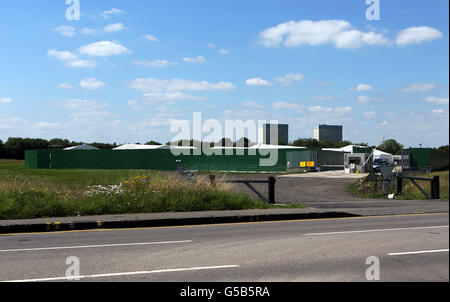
[63, 144, 100, 151]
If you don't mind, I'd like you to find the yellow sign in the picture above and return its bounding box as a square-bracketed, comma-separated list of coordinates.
[307, 161, 315, 167]
[300, 162, 306, 167]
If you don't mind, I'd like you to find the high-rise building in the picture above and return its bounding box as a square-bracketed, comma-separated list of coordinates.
[314, 125, 343, 143]
[258, 124, 289, 145]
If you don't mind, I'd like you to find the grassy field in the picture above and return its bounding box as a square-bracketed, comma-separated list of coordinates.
[0, 160, 304, 220]
[347, 170, 449, 200]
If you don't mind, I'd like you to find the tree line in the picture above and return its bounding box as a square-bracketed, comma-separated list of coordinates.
[0, 137, 448, 160]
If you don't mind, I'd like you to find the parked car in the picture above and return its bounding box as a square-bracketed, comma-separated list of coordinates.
[372, 158, 392, 172]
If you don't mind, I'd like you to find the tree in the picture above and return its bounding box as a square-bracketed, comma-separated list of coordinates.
[437, 145, 449, 153]
[145, 141, 162, 146]
[377, 139, 404, 155]
[218, 138, 233, 147]
[234, 137, 251, 147]
[0, 139, 4, 158]
[292, 138, 321, 148]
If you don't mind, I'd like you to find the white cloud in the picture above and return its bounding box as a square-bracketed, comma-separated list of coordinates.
[398, 83, 437, 92]
[308, 106, 353, 115]
[78, 41, 131, 57]
[364, 111, 377, 119]
[425, 96, 449, 105]
[396, 26, 443, 46]
[0, 98, 12, 104]
[206, 43, 216, 48]
[259, 19, 389, 49]
[127, 100, 142, 111]
[274, 73, 304, 86]
[53, 99, 108, 111]
[47, 49, 78, 61]
[272, 101, 303, 112]
[101, 8, 125, 18]
[357, 96, 385, 103]
[354, 84, 373, 91]
[47, 49, 97, 68]
[432, 109, 444, 114]
[218, 49, 230, 54]
[133, 60, 177, 68]
[104, 23, 125, 33]
[143, 92, 206, 103]
[80, 78, 106, 90]
[246, 78, 272, 87]
[183, 56, 206, 64]
[58, 83, 75, 90]
[54, 25, 76, 37]
[83, 23, 126, 35]
[33, 122, 59, 129]
[66, 59, 98, 68]
[309, 96, 335, 102]
[243, 101, 264, 108]
[128, 78, 235, 93]
[357, 96, 374, 103]
[144, 34, 159, 42]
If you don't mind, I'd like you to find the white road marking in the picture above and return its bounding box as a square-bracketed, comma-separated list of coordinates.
[0, 240, 192, 253]
[4, 265, 240, 282]
[389, 249, 449, 256]
[303, 225, 449, 236]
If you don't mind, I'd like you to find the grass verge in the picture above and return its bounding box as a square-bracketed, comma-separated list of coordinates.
[347, 170, 449, 200]
[0, 160, 305, 220]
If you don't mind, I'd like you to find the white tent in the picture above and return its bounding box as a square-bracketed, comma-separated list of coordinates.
[64, 144, 99, 151]
[113, 144, 197, 150]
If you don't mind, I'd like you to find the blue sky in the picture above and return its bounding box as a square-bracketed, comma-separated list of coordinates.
[0, 0, 448, 147]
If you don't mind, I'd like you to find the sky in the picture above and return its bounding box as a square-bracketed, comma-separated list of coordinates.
[0, 0, 448, 147]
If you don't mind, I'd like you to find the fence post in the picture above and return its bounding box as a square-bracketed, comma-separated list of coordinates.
[268, 177, 276, 204]
[209, 175, 216, 187]
[396, 176, 403, 195]
[431, 176, 440, 200]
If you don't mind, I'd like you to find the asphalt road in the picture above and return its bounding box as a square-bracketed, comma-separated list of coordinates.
[0, 213, 448, 282]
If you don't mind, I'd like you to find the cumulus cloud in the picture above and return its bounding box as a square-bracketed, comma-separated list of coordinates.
[396, 26, 443, 46]
[271, 101, 303, 112]
[144, 34, 159, 42]
[133, 60, 177, 68]
[246, 78, 272, 87]
[143, 92, 206, 103]
[425, 96, 449, 105]
[398, 83, 437, 92]
[53, 99, 108, 111]
[183, 56, 206, 64]
[47, 49, 98, 68]
[101, 8, 125, 18]
[82, 23, 126, 35]
[364, 111, 377, 119]
[128, 78, 235, 93]
[80, 78, 106, 90]
[78, 41, 131, 57]
[274, 73, 304, 86]
[54, 25, 76, 37]
[0, 98, 12, 104]
[258, 19, 389, 49]
[58, 83, 75, 90]
[353, 84, 373, 91]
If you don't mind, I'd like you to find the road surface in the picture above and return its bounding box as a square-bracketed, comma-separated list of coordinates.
[0, 213, 448, 282]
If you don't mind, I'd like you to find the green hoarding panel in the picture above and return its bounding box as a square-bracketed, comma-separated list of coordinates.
[409, 148, 430, 170]
[25, 148, 290, 172]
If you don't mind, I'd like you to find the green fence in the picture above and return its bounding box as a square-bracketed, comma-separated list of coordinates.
[25, 149, 291, 173]
[408, 148, 449, 172]
[286, 149, 345, 170]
